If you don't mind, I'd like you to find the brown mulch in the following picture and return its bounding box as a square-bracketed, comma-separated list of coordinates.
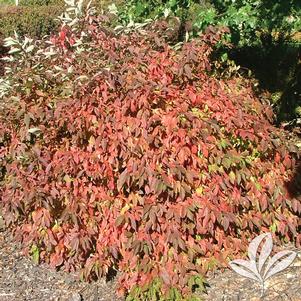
[0, 228, 123, 301]
[0, 221, 300, 301]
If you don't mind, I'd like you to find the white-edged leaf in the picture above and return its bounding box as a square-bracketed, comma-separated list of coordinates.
[28, 127, 41, 134]
[14, 30, 19, 39]
[248, 232, 270, 262]
[263, 250, 297, 280]
[8, 48, 21, 54]
[258, 233, 273, 273]
[68, 18, 79, 27]
[43, 51, 57, 57]
[25, 45, 35, 53]
[3, 39, 18, 47]
[185, 31, 189, 42]
[1, 56, 14, 62]
[54, 66, 63, 71]
[4, 67, 12, 72]
[23, 36, 32, 47]
[164, 7, 171, 18]
[114, 25, 124, 31]
[87, 0, 92, 10]
[108, 3, 118, 14]
[77, 0, 84, 10]
[75, 75, 88, 81]
[229, 259, 261, 282]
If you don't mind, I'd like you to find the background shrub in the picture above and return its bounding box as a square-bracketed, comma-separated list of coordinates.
[115, 0, 301, 46]
[0, 3, 301, 301]
[0, 0, 120, 38]
[0, 4, 63, 38]
[20, 0, 64, 6]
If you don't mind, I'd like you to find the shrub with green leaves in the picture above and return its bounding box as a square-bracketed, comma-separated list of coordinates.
[20, 0, 64, 6]
[115, 0, 301, 46]
[0, 2, 64, 38]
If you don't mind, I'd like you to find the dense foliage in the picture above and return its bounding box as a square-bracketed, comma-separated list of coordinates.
[0, 2, 300, 301]
[116, 0, 301, 46]
[114, 0, 301, 126]
[0, 3, 63, 38]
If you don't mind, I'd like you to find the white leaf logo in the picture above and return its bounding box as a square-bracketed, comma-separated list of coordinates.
[229, 232, 297, 297]
[229, 259, 261, 282]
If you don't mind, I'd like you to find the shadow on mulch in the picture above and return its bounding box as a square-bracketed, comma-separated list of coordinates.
[0, 228, 123, 301]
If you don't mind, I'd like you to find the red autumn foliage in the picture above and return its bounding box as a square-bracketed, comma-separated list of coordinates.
[0, 14, 300, 300]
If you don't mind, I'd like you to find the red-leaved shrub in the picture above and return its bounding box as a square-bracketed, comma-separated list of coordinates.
[0, 5, 300, 301]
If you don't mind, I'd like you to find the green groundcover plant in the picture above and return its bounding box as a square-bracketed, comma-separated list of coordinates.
[0, 1, 300, 300]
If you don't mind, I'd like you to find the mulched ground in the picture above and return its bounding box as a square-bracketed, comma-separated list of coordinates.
[201, 245, 301, 301]
[0, 222, 300, 301]
[0, 227, 123, 301]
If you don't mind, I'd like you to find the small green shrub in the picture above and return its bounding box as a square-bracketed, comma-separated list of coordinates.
[20, 0, 64, 6]
[0, 0, 64, 5]
[0, 4, 63, 38]
[0, 0, 14, 4]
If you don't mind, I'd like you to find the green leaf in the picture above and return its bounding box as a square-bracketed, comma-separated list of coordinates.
[229, 171, 236, 184]
[31, 244, 39, 264]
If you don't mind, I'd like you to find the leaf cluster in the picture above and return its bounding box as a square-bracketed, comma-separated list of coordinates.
[115, 0, 301, 47]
